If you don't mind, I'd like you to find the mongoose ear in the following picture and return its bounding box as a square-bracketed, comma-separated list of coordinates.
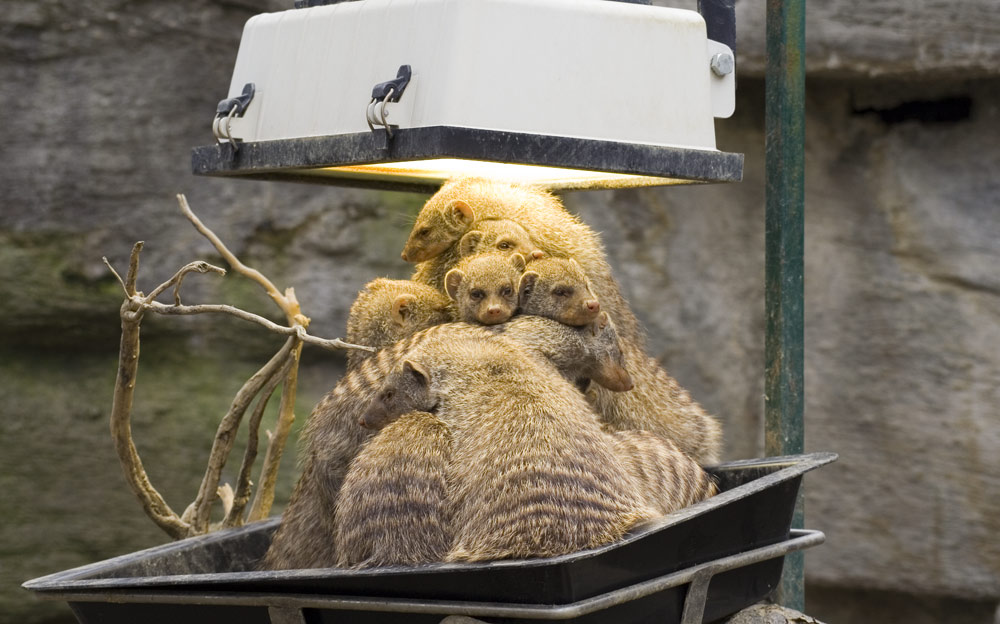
[446, 199, 475, 229]
[459, 231, 483, 257]
[510, 253, 526, 272]
[403, 359, 430, 386]
[518, 271, 539, 303]
[568, 258, 585, 274]
[391, 293, 418, 326]
[444, 269, 465, 301]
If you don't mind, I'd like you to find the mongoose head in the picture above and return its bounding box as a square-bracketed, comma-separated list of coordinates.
[347, 279, 453, 354]
[583, 311, 633, 392]
[360, 360, 436, 430]
[445, 253, 526, 325]
[458, 219, 542, 259]
[518, 257, 601, 326]
[401, 198, 475, 263]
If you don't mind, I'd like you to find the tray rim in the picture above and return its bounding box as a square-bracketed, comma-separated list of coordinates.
[23, 452, 837, 594]
[39, 531, 826, 619]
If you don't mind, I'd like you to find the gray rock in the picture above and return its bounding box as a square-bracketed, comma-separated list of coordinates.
[653, 0, 1000, 78]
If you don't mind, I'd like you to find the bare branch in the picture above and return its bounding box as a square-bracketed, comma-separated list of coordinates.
[103, 257, 128, 295]
[223, 353, 293, 528]
[145, 261, 226, 304]
[176, 194, 304, 325]
[110, 281, 190, 539]
[248, 341, 303, 521]
[125, 241, 143, 297]
[216, 484, 235, 519]
[145, 301, 374, 353]
[186, 338, 297, 533]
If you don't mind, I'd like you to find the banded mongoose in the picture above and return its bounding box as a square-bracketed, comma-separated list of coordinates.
[518, 256, 602, 327]
[457, 218, 540, 259]
[403, 178, 722, 464]
[345, 278, 453, 368]
[362, 335, 658, 563]
[404, 177, 642, 345]
[610, 430, 718, 516]
[487, 312, 633, 394]
[359, 313, 633, 432]
[444, 252, 525, 325]
[333, 411, 453, 568]
[260, 323, 495, 570]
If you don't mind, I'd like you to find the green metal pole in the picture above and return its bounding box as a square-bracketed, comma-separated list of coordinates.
[765, 0, 806, 613]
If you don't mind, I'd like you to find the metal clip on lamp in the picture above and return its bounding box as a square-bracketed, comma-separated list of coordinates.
[192, 0, 742, 193]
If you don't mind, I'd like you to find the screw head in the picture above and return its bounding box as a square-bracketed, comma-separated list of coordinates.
[710, 52, 735, 77]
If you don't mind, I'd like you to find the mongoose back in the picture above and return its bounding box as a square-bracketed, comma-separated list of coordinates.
[333, 411, 453, 568]
[445, 252, 525, 325]
[590, 341, 724, 465]
[360, 313, 632, 431]
[362, 336, 658, 563]
[345, 278, 453, 368]
[518, 256, 602, 327]
[610, 430, 718, 515]
[489, 312, 632, 394]
[260, 323, 495, 570]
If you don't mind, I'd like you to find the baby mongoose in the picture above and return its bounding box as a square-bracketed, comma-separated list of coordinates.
[610, 430, 718, 516]
[444, 253, 526, 325]
[345, 278, 453, 368]
[457, 218, 540, 259]
[333, 411, 453, 568]
[361, 336, 657, 563]
[518, 257, 601, 327]
[404, 177, 642, 345]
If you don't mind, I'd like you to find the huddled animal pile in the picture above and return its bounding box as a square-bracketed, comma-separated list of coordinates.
[261, 178, 722, 570]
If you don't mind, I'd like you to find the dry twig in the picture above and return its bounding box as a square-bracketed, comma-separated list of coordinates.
[106, 197, 373, 539]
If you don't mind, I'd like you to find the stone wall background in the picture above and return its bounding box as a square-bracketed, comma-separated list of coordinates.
[2, 1, 998, 622]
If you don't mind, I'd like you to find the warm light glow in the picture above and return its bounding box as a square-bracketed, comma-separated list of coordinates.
[299, 159, 693, 190]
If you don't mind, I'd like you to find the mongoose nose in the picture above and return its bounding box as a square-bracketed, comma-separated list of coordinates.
[487, 305, 503, 316]
[400, 250, 409, 261]
[586, 300, 600, 312]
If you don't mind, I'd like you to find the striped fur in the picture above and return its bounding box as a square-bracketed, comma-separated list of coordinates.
[261, 323, 492, 570]
[610, 430, 718, 516]
[388, 336, 658, 563]
[334, 411, 453, 568]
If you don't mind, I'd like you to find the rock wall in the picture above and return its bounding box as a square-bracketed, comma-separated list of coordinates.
[2, 1, 998, 622]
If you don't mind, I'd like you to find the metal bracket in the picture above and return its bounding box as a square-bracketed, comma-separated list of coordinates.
[213, 83, 256, 153]
[216, 83, 256, 118]
[366, 66, 412, 142]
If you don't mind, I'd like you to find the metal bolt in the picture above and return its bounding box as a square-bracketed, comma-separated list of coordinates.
[710, 52, 735, 77]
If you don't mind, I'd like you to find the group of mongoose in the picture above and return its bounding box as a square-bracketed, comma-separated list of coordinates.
[261, 178, 723, 570]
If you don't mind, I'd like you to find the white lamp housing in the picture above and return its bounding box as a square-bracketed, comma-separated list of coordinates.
[193, 0, 742, 191]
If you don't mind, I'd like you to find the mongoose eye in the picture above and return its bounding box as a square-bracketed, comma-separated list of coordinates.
[382, 390, 394, 401]
[500, 286, 513, 297]
[470, 289, 486, 300]
[553, 286, 574, 297]
[418, 228, 431, 238]
[497, 241, 512, 250]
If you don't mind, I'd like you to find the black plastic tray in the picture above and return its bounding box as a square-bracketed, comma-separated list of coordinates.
[24, 453, 836, 624]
